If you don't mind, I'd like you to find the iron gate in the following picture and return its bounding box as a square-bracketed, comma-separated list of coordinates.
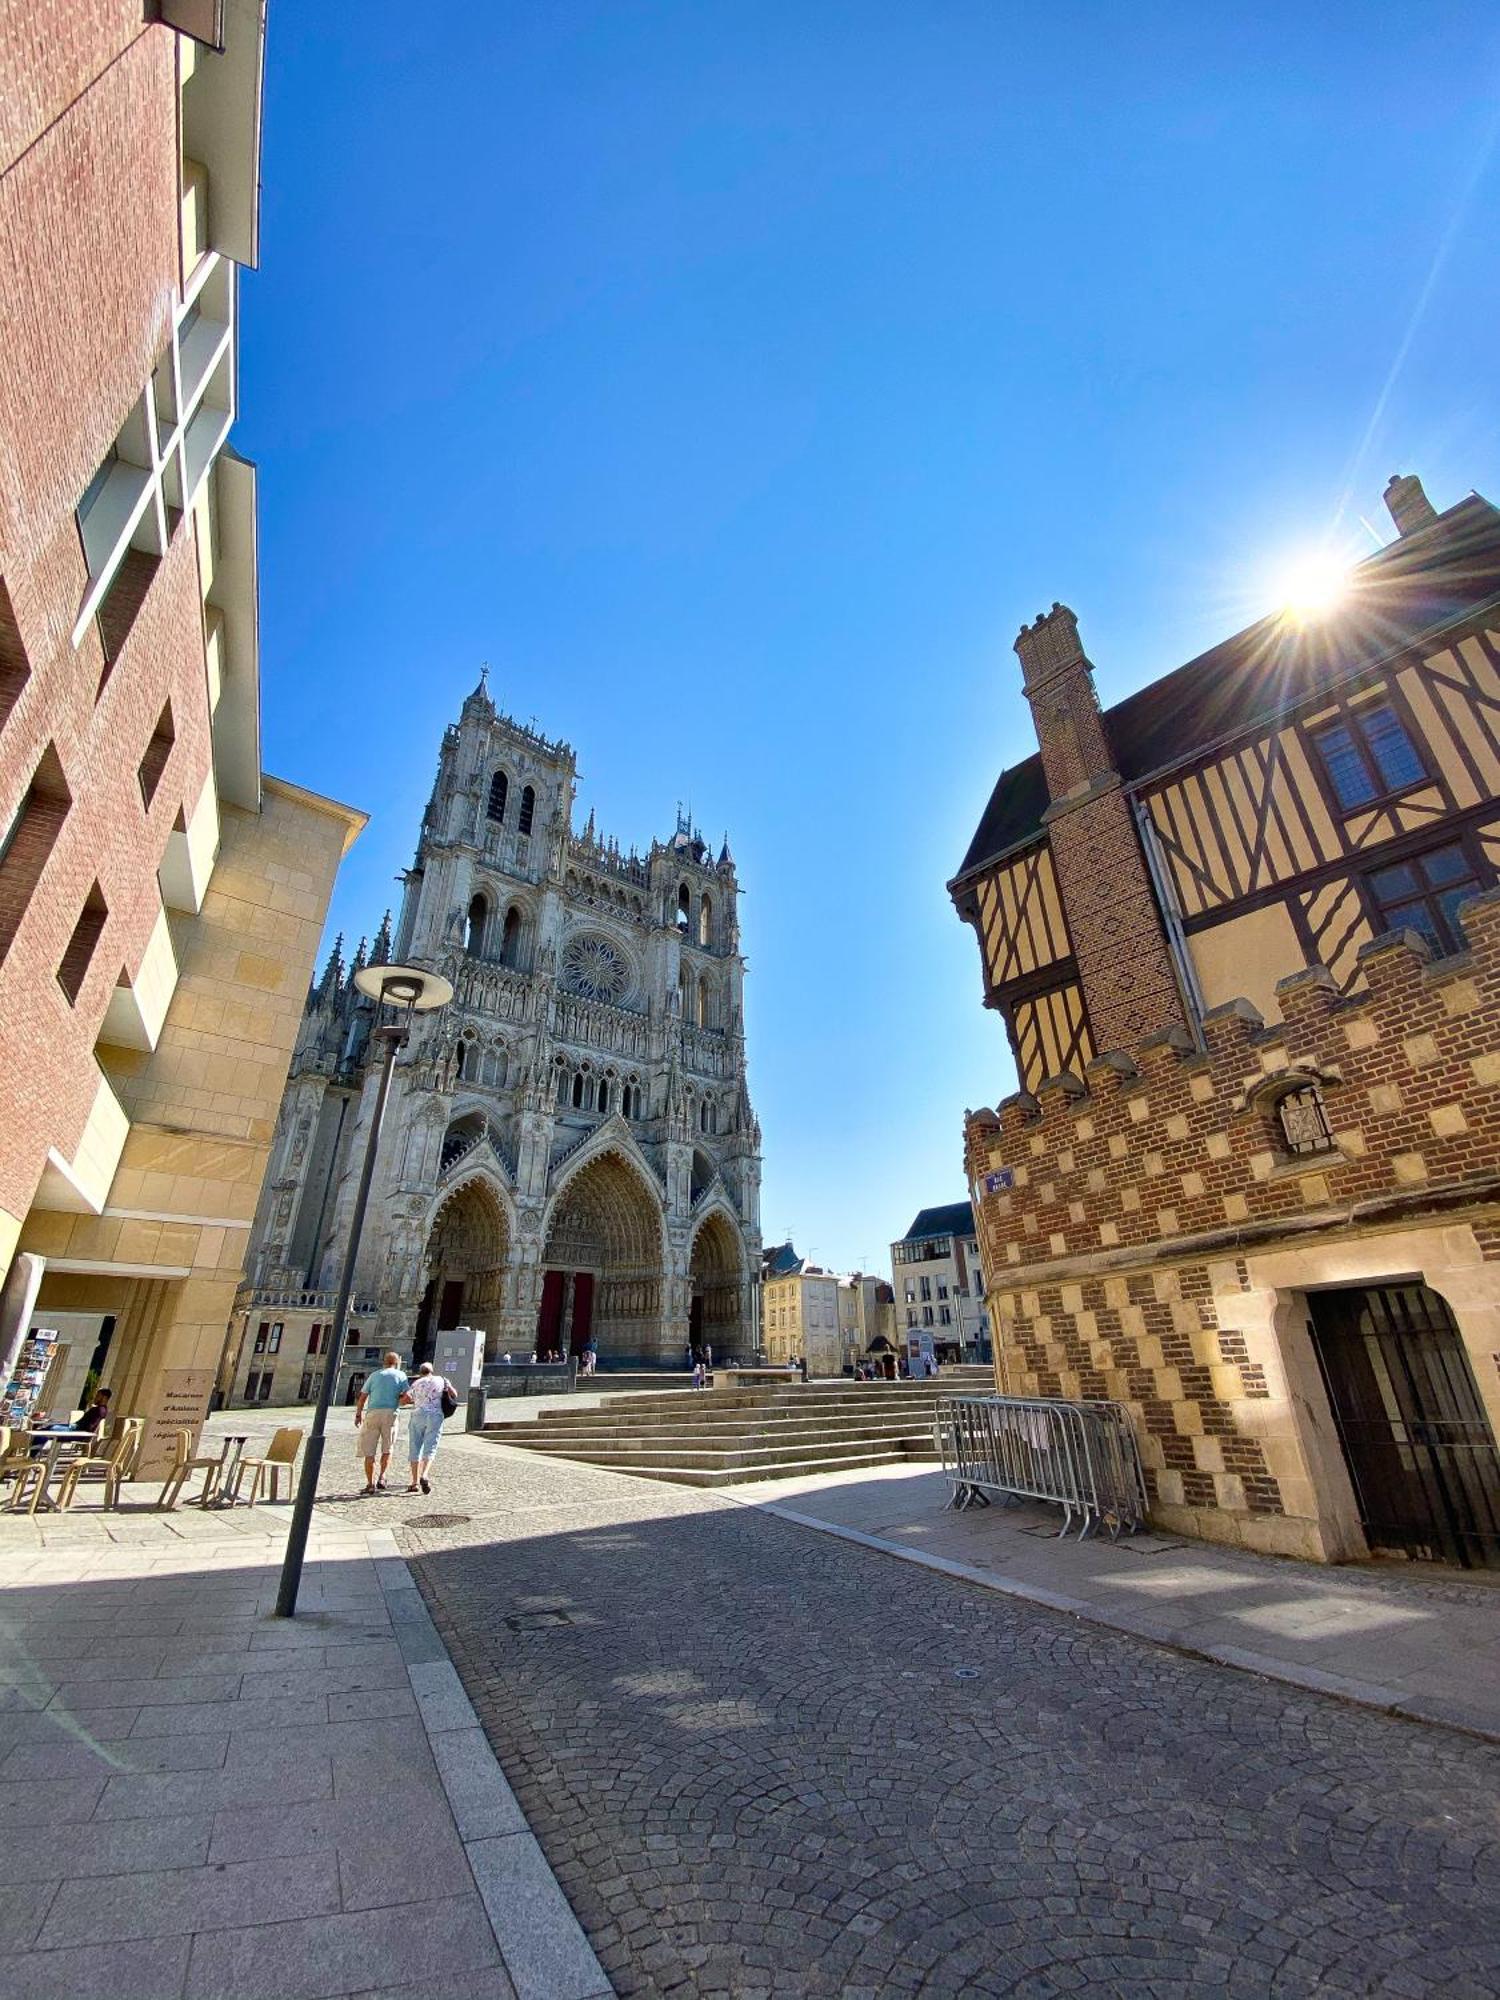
[1307, 1283, 1500, 1569]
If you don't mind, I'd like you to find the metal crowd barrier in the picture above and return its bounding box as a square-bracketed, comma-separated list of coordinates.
[936, 1395, 1149, 1541]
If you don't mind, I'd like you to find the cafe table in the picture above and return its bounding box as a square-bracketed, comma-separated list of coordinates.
[12, 1429, 95, 1512]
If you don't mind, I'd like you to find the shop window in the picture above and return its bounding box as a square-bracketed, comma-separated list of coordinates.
[57, 883, 107, 1004]
[1314, 703, 1426, 811]
[1366, 842, 1481, 957]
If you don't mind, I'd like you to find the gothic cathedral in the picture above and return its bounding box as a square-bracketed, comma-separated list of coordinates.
[237, 674, 762, 1372]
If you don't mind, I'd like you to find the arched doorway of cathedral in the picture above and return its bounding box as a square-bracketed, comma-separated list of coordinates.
[689, 1207, 745, 1356]
[414, 1176, 510, 1365]
[540, 1150, 665, 1364]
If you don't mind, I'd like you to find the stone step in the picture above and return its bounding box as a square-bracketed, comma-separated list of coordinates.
[566, 1448, 934, 1488]
[486, 1405, 948, 1440]
[495, 1434, 937, 1473]
[494, 1422, 940, 1456]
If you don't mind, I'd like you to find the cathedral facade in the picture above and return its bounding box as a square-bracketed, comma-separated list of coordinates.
[224, 675, 761, 1398]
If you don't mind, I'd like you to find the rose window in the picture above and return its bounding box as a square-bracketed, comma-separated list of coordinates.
[561, 932, 630, 1004]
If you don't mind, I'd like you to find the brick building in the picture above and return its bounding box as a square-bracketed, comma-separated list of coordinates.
[954, 476, 1500, 1565]
[0, 2, 361, 1473]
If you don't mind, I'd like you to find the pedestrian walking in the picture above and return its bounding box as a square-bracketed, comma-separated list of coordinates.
[404, 1361, 456, 1494]
[354, 1351, 410, 1495]
[691, 1347, 706, 1390]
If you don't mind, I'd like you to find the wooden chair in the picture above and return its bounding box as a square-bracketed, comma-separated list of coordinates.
[156, 1427, 223, 1510]
[228, 1426, 303, 1505]
[54, 1417, 142, 1511]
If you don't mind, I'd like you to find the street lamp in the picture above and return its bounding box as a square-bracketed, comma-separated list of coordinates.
[274, 962, 452, 1618]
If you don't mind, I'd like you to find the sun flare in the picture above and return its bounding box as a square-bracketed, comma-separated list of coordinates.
[1275, 548, 1350, 624]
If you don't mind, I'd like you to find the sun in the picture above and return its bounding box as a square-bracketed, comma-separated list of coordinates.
[1275, 548, 1350, 625]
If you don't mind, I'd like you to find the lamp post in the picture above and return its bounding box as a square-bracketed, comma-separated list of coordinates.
[275, 963, 452, 1619]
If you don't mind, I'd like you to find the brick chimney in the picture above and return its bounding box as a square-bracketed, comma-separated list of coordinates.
[1015, 605, 1186, 1055]
[1383, 473, 1438, 538]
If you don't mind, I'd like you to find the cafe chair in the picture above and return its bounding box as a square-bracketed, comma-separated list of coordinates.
[54, 1417, 142, 1511]
[156, 1427, 223, 1510]
[3, 1455, 50, 1513]
[228, 1426, 303, 1506]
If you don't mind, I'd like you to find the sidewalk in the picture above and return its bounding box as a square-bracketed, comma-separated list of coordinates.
[723, 1461, 1500, 1742]
[0, 1425, 612, 2000]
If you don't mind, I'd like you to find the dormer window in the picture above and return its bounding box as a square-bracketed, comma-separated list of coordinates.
[1276, 1083, 1334, 1157]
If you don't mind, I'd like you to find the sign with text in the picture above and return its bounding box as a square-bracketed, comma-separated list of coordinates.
[982, 1167, 1015, 1195]
[137, 1367, 215, 1481]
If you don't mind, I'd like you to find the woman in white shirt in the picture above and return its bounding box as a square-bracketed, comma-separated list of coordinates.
[405, 1362, 452, 1495]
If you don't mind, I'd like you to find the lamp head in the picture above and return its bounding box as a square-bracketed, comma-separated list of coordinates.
[352, 962, 453, 1012]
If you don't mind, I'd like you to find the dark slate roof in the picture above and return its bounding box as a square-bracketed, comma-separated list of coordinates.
[952, 493, 1500, 886]
[763, 1241, 805, 1277]
[898, 1201, 976, 1244]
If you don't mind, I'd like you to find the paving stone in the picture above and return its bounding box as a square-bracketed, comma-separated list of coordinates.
[184, 1891, 501, 2000]
[0, 1932, 192, 2000]
[2, 1733, 227, 1778]
[396, 1436, 1500, 2000]
[3, 1813, 212, 1884]
[38, 1852, 341, 1948]
[467, 1832, 615, 2000]
[430, 1726, 529, 1839]
[206, 1789, 459, 1868]
[0, 1879, 62, 1950]
[94, 1761, 333, 1820]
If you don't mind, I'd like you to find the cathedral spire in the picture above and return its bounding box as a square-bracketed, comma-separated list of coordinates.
[316, 932, 344, 1000]
[372, 909, 393, 963]
[462, 663, 495, 719]
[718, 833, 733, 870]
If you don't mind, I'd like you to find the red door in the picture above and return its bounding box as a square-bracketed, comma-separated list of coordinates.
[570, 1273, 595, 1357]
[536, 1270, 564, 1359]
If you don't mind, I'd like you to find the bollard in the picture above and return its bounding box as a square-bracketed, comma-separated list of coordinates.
[466, 1386, 487, 1432]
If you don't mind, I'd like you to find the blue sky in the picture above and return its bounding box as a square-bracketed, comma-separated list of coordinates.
[241, 1, 1500, 1274]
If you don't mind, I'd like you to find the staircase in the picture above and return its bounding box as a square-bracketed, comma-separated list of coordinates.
[480, 1380, 953, 1487]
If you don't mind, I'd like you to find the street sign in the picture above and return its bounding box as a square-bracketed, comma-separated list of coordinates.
[982, 1167, 1014, 1195]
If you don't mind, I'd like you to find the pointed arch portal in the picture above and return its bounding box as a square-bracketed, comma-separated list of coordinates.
[542, 1152, 665, 1361]
[416, 1178, 510, 1363]
[689, 1208, 745, 1354]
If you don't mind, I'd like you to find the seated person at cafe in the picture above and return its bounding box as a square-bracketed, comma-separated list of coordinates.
[76, 1386, 112, 1434]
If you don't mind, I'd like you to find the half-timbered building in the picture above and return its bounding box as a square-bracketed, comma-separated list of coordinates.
[954, 474, 1500, 1567]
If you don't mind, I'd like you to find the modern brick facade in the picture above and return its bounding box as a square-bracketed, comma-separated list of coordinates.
[0, 3, 362, 1472]
[957, 479, 1500, 1564]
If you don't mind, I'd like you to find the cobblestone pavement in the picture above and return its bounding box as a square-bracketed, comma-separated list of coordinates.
[382, 1436, 1500, 2000]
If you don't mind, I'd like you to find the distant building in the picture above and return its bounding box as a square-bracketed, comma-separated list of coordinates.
[228, 682, 761, 1404]
[837, 1273, 896, 1369]
[890, 1204, 990, 1363]
[762, 1264, 839, 1374]
[0, 4, 361, 1472]
[957, 475, 1500, 1567]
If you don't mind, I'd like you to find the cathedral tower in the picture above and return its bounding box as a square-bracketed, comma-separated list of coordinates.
[231, 673, 761, 1390]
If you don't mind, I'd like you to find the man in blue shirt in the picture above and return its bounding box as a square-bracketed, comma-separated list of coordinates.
[354, 1352, 410, 1495]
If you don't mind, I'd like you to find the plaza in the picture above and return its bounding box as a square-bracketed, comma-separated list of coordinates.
[3, 1413, 1498, 1996]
